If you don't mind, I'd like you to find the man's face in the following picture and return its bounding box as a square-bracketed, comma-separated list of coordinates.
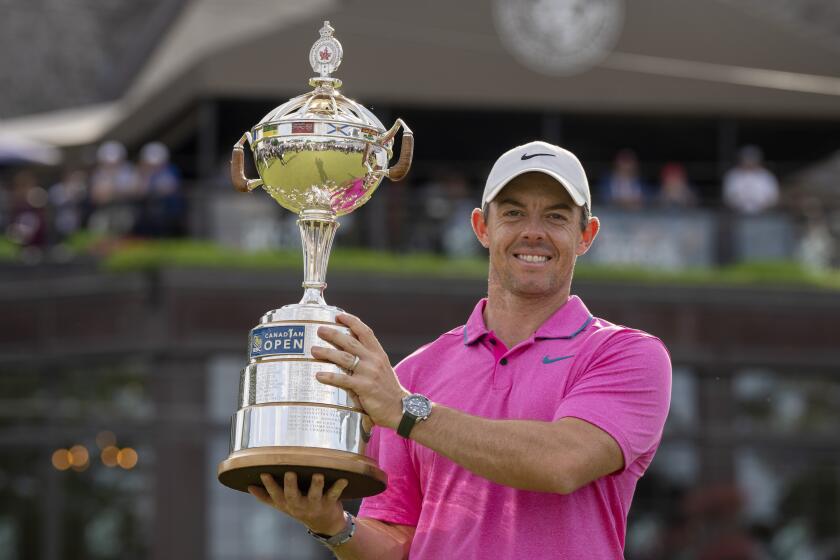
[471, 172, 598, 300]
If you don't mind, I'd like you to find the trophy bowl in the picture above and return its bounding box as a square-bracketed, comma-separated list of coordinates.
[218, 21, 413, 499]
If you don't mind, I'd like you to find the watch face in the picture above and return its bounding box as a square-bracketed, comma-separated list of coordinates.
[405, 395, 431, 417]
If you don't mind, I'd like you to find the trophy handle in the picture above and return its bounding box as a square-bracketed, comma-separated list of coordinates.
[379, 119, 414, 182]
[231, 133, 264, 192]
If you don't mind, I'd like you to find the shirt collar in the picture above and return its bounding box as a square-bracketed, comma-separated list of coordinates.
[462, 295, 593, 346]
[534, 295, 593, 340]
[463, 298, 491, 345]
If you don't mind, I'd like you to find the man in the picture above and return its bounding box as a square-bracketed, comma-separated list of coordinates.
[248, 141, 672, 559]
[723, 145, 779, 215]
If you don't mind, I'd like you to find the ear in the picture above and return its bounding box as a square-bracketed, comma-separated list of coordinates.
[471, 208, 490, 249]
[576, 216, 600, 256]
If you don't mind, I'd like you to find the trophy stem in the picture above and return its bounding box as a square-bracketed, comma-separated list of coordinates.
[297, 209, 339, 306]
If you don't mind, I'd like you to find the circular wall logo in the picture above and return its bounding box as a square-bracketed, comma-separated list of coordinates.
[493, 0, 625, 76]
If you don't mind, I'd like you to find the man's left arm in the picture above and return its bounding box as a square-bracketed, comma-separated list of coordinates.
[313, 315, 671, 495]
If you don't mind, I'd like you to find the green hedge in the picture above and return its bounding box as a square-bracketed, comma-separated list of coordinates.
[4, 235, 840, 290]
[99, 238, 840, 290]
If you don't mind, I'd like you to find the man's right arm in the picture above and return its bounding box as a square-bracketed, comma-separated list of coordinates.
[248, 472, 413, 560]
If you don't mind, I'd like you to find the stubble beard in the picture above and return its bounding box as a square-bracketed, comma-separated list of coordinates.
[488, 256, 571, 301]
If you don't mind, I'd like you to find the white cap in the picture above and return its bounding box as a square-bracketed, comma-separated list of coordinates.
[140, 142, 170, 165]
[97, 140, 126, 164]
[482, 141, 590, 209]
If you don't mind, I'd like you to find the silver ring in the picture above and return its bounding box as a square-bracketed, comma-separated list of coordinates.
[348, 355, 360, 373]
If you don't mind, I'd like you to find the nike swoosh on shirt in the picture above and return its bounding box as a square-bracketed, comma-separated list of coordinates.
[542, 355, 575, 364]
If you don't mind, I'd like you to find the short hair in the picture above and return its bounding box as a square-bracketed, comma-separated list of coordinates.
[482, 202, 591, 232]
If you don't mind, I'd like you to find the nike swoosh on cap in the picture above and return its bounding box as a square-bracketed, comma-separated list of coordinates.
[542, 355, 575, 364]
[520, 153, 556, 160]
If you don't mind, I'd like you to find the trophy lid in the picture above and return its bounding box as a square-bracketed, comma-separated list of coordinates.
[252, 21, 386, 135]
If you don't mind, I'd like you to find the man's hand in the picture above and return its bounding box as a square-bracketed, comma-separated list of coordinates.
[248, 472, 348, 535]
[311, 313, 409, 430]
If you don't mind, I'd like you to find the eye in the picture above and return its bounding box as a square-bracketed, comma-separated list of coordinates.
[503, 209, 524, 217]
[547, 212, 567, 221]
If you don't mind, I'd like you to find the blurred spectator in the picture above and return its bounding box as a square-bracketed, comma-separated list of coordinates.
[409, 170, 479, 255]
[409, 172, 452, 252]
[48, 168, 88, 242]
[88, 140, 137, 235]
[723, 146, 779, 214]
[441, 172, 480, 257]
[656, 163, 697, 209]
[6, 170, 48, 260]
[796, 197, 835, 271]
[0, 177, 7, 232]
[134, 142, 185, 237]
[599, 149, 648, 210]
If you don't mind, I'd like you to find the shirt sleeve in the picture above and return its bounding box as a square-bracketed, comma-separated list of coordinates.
[552, 331, 672, 473]
[357, 425, 422, 526]
[357, 354, 426, 527]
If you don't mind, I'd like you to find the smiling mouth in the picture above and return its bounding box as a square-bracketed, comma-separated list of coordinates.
[514, 254, 551, 263]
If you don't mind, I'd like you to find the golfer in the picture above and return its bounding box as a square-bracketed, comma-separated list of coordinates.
[248, 140, 672, 559]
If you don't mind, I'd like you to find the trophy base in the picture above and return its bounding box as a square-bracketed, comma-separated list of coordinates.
[217, 446, 387, 500]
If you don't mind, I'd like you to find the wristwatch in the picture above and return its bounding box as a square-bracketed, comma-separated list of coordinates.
[397, 393, 432, 438]
[307, 511, 356, 547]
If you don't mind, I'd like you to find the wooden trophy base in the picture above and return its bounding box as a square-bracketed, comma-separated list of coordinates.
[217, 446, 387, 500]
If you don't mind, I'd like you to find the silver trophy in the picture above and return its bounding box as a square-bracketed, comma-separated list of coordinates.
[218, 21, 413, 499]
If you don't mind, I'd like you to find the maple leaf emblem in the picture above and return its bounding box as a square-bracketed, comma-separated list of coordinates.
[319, 47, 331, 61]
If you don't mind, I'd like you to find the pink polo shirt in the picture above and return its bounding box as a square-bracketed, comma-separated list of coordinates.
[358, 295, 672, 559]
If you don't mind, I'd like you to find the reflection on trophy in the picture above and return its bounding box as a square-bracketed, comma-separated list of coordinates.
[217, 21, 413, 499]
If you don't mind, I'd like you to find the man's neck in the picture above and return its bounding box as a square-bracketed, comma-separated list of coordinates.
[483, 286, 570, 349]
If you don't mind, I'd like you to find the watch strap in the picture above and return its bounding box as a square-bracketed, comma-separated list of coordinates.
[307, 511, 355, 547]
[397, 411, 418, 438]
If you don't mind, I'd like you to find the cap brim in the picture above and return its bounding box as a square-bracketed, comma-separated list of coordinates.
[485, 168, 586, 207]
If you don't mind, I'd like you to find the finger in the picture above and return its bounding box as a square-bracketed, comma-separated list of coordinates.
[283, 471, 302, 503]
[308, 474, 325, 501]
[317, 326, 368, 357]
[316, 371, 357, 391]
[337, 314, 385, 354]
[260, 473, 287, 508]
[325, 478, 350, 501]
[248, 484, 275, 507]
[311, 346, 357, 371]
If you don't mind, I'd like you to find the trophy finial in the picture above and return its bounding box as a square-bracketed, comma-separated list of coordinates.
[319, 21, 334, 38]
[309, 20, 343, 78]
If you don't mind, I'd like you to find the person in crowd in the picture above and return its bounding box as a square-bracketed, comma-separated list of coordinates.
[7, 170, 48, 260]
[48, 168, 88, 243]
[656, 162, 697, 209]
[723, 146, 779, 214]
[88, 140, 138, 236]
[796, 197, 835, 271]
[248, 141, 672, 560]
[440, 171, 480, 257]
[599, 148, 649, 210]
[134, 142, 184, 237]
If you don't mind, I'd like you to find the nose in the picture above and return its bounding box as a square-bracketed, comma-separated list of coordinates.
[519, 215, 546, 241]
